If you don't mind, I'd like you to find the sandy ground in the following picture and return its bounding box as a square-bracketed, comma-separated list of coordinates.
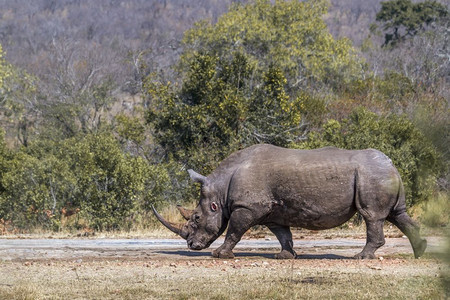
[0, 234, 447, 299]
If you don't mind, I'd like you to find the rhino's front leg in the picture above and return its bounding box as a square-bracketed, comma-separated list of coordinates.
[212, 208, 254, 259]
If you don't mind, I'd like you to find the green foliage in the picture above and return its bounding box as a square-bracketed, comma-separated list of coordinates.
[0, 150, 74, 230]
[339, 70, 417, 114]
[0, 2, 447, 233]
[0, 129, 8, 196]
[296, 107, 442, 207]
[40, 79, 117, 140]
[0, 45, 11, 91]
[147, 0, 357, 172]
[420, 192, 449, 227]
[115, 113, 148, 158]
[182, 0, 362, 90]
[375, 0, 448, 46]
[412, 104, 449, 163]
[0, 133, 171, 231]
[0, 45, 40, 147]
[61, 133, 131, 230]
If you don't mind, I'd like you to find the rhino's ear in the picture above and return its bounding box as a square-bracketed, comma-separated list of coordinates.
[188, 169, 207, 185]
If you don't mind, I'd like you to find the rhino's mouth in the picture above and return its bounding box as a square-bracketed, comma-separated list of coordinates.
[187, 234, 219, 250]
[187, 239, 206, 250]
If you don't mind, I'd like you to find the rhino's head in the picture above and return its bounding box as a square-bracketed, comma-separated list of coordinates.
[152, 169, 228, 250]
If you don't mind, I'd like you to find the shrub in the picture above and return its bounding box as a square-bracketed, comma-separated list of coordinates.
[0, 132, 171, 231]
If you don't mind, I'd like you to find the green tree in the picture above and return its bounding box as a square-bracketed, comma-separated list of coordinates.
[375, 0, 448, 46]
[182, 0, 362, 91]
[147, 0, 362, 172]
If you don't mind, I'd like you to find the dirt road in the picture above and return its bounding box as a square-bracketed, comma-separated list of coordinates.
[0, 236, 444, 261]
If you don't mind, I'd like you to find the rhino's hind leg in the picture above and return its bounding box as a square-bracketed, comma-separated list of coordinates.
[387, 212, 427, 258]
[355, 219, 385, 259]
[268, 225, 296, 259]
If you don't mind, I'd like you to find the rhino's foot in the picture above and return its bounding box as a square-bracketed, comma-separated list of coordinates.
[413, 239, 427, 258]
[274, 250, 296, 259]
[212, 248, 235, 259]
[354, 252, 376, 259]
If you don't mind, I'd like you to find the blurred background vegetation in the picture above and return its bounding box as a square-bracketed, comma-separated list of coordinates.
[0, 0, 448, 233]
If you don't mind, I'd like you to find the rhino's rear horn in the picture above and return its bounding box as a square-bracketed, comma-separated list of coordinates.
[188, 169, 207, 185]
[151, 205, 188, 240]
[177, 205, 194, 221]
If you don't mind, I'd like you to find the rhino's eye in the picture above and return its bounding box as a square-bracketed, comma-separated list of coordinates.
[210, 202, 218, 212]
[194, 214, 200, 223]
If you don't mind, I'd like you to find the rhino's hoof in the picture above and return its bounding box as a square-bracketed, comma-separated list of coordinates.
[274, 250, 296, 259]
[413, 239, 427, 258]
[212, 249, 235, 259]
[354, 252, 376, 259]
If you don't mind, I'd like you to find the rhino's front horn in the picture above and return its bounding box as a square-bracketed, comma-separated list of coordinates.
[177, 205, 194, 221]
[151, 205, 188, 240]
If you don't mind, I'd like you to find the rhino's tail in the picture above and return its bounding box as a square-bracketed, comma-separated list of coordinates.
[391, 176, 406, 215]
[353, 168, 370, 219]
[388, 171, 409, 218]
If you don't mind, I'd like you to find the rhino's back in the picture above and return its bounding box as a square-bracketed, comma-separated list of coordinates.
[245, 144, 396, 182]
[228, 145, 399, 229]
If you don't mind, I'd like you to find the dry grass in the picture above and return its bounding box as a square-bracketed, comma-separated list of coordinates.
[0, 256, 446, 300]
[2, 223, 439, 242]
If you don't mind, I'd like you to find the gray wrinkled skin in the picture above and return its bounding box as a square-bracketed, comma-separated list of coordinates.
[153, 144, 427, 259]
